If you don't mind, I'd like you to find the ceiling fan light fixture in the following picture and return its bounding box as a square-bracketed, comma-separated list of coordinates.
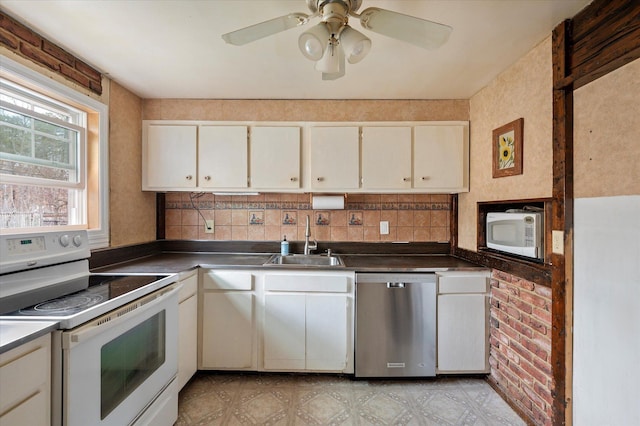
[315, 42, 341, 74]
[339, 25, 371, 64]
[298, 23, 330, 61]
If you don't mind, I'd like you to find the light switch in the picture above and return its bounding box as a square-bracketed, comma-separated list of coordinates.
[380, 221, 389, 235]
[552, 230, 564, 254]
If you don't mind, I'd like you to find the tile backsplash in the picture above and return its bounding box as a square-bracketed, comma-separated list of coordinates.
[164, 193, 451, 242]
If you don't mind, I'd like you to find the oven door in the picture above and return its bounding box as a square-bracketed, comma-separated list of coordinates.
[61, 284, 180, 426]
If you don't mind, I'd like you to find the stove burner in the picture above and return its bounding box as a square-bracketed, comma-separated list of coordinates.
[33, 294, 104, 313]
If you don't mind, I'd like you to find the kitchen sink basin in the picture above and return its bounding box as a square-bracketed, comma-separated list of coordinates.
[264, 254, 344, 267]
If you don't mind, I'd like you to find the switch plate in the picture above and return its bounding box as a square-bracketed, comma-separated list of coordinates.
[552, 230, 564, 254]
[380, 221, 389, 235]
[205, 220, 214, 233]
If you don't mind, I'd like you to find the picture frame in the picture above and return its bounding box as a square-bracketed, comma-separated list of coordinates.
[492, 118, 524, 178]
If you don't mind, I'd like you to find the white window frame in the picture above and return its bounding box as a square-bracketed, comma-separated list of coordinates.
[0, 55, 109, 248]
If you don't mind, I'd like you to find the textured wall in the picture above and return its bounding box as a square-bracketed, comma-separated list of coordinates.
[458, 37, 553, 251]
[142, 99, 469, 122]
[574, 58, 640, 198]
[109, 82, 157, 246]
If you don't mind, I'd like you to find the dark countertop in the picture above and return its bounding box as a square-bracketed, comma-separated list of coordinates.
[92, 252, 482, 274]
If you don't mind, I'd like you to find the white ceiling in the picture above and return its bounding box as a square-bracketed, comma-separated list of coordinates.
[1, 0, 591, 100]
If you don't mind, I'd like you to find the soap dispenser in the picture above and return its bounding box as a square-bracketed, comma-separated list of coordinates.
[281, 235, 289, 256]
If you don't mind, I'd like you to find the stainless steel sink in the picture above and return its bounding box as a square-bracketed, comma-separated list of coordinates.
[264, 254, 344, 267]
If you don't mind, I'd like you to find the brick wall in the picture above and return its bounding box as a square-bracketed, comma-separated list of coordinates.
[489, 270, 553, 426]
[0, 12, 102, 95]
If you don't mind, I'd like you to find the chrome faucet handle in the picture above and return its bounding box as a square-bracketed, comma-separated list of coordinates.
[326, 248, 332, 257]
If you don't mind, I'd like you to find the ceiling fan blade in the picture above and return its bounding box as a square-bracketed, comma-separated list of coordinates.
[222, 13, 310, 46]
[358, 7, 452, 50]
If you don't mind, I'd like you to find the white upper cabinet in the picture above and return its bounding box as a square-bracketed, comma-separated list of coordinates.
[361, 126, 412, 190]
[414, 124, 469, 192]
[199, 126, 248, 189]
[250, 126, 301, 190]
[309, 126, 360, 190]
[143, 124, 197, 190]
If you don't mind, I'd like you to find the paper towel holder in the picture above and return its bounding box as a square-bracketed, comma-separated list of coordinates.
[310, 194, 346, 210]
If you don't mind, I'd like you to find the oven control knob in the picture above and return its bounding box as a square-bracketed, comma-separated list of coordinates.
[72, 234, 83, 247]
[59, 234, 70, 247]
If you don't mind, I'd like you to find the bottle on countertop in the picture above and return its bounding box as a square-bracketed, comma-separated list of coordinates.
[281, 235, 289, 256]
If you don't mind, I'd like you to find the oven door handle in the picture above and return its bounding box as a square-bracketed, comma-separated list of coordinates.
[62, 283, 180, 349]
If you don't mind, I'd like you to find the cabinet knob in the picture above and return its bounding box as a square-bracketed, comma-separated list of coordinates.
[421, 176, 429, 181]
[204, 175, 211, 181]
[290, 177, 298, 182]
[186, 175, 193, 180]
[316, 177, 324, 182]
[403, 177, 410, 182]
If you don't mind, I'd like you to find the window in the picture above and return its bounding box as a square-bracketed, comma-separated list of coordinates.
[0, 56, 109, 248]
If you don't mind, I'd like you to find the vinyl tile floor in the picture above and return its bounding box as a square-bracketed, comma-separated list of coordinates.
[175, 372, 526, 426]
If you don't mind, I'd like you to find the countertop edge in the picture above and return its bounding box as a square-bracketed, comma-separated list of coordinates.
[0, 320, 58, 355]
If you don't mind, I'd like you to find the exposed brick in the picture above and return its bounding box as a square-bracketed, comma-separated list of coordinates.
[511, 297, 533, 314]
[59, 63, 90, 88]
[533, 306, 552, 323]
[491, 347, 509, 366]
[493, 269, 512, 283]
[490, 277, 500, 287]
[0, 13, 42, 46]
[510, 340, 534, 363]
[496, 329, 511, 346]
[502, 281, 521, 297]
[510, 316, 535, 339]
[520, 290, 550, 309]
[492, 287, 509, 303]
[533, 356, 552, 377]
[533, 381, 554, 406]
[528, 314, 549, 335]
[522, 337, 550, 362]
[521, 383, 545, 410]
[0, 27, 19, 49]
[505, 346, 521, 365]
[20, 42, 60, 71]
[500, 362, 521, 386]
[500, 322, 521, 343]
[489, 354, 499, 369]
[42, 39, 74, 66]
[75, 59, 101, 81]
[520, 358, 549, 386]
[505, 305, 523, 321]
[534, 284, 552, 299]
[513, 276, 535, 291]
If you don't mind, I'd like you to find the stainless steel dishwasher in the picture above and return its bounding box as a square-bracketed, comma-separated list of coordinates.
[355, 273, 437, 377]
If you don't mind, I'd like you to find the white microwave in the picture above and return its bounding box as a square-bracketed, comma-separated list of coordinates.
[486, 211, 544, 260]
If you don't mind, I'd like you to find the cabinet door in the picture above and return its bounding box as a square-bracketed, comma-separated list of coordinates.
[309, 127, 360, 190]
[414, 125, 468, 191]
[144, 125, 197, 189]
[437, 293, 488, 372]
[177, 274, 197, 389]
[199, 126, 248, 189]
[263, 294, 306, 370]
[201, 292, 255, 369]
[306, 294, 348, 371]
[361, 126, 412, 189]
[250, 126, 301, 189]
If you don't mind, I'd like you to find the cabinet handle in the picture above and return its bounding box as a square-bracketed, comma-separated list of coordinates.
[186, 175, 193, 180]
[316, 177, 324, 182]
[290, 177, 298, 182]
[204, 176, 211, 181]
[403, 177, 410, 182]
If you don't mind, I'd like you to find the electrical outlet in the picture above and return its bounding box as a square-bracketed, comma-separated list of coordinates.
[552, 230, 564, 255]
[380, 221, 389, 235]
[205, 220, 214, 234]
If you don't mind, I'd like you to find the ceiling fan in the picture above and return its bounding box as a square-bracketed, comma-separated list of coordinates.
[222, 0, 452, 80]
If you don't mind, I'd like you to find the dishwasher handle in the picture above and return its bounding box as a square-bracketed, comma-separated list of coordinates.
[387, 282, 405, 288]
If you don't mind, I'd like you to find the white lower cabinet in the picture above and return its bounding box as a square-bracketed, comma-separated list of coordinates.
[199, 270, 256, 370]
[436, 271, 491, 373]
[0, 333, 51, 426]
[177, 271, 198, 390]
[262, 272, 354, 373]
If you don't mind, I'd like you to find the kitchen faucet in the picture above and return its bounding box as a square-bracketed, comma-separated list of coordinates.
[303, 215, 317, 255]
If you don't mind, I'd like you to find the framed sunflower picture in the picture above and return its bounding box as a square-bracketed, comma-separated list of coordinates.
[492, 118, 523, 178]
